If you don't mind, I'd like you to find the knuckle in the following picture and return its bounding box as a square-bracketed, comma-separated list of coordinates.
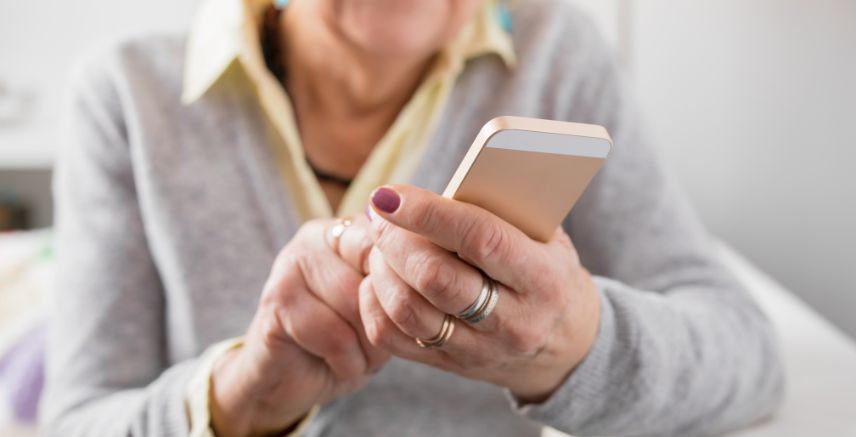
[272, 246, 296, 274]
[508, 324, 549, 357]
[556, 228, 574, 249]
[333, 356, 365, 380]
[462, 221, 508, 265]
[386, 292, 419, 330]
[326, 333, 365, 378]
[365, 315, 392, 348]
[413, 257, 459, 301]
[411, 200, 439, 234]
[544, 279, 568, 306]
[258, 310, 289, 350]
[260, 276, 295, 310]
[325, 327, 354, 357]
[259, 282, 281, 308]
[364, 318, 384, 347]
[365, 349, 390, 372]
[294, 249, 312, 274]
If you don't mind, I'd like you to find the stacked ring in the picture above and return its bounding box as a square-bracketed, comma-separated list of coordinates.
[457, 278, 490, 320]
[415, 314, 456, 349]
[457, 274, 500, 324]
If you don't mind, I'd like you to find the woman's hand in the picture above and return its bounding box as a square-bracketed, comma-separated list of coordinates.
[360, 185, 601, 403]
[210, 217, 386, 437]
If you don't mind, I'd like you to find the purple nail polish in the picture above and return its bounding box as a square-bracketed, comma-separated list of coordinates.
[371, 187, 400, 214]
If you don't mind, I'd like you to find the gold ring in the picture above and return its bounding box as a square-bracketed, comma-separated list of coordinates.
[328, 217, 353, 256]
[415, 314, 456, 349]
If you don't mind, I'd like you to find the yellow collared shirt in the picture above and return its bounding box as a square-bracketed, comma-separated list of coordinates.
[182, 0, 514, 435]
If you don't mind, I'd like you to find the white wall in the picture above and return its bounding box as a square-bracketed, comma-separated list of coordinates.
[618, 0, 856, 337]
[578, 0, 856, 338]
[0, 1, 198, 227]
[0, 0, 197, 125]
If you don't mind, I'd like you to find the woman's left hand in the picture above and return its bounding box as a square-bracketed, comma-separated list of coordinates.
[359, 185, 602, 403]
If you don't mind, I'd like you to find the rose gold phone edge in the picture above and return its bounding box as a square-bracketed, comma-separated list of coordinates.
[442, 116, 612, 242]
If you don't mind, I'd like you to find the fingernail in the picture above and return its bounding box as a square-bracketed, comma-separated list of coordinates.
[371, 187, 400, 214]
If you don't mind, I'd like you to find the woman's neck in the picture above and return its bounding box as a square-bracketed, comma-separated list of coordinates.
[281, 1, 433, 117]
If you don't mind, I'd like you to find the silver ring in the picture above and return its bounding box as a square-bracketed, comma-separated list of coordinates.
[458, 275, 499, 324]
[465, 279, 499, 324]
[456, 276, 490, 320]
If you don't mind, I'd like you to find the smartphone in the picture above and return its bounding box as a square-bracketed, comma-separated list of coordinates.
[443, 116, 612, 242]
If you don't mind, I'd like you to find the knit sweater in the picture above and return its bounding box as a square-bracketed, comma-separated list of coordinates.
[42, 0, 783, 435]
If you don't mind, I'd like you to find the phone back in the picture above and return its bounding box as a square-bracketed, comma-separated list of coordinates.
[443, 116, 612, 242]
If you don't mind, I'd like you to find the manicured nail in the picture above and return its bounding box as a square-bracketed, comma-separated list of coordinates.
[371, 187, 400, 214]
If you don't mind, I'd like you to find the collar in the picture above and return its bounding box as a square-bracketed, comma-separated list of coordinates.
[181, 0, 516, 104]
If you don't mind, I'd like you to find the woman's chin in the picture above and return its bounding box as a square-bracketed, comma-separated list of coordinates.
[336, 4, 452, 59]
[344, 26, 443, 60]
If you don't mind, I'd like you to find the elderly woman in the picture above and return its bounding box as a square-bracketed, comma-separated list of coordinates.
[42, 0, 783, 435]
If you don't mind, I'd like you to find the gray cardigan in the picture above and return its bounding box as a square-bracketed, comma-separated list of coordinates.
[42, 0, 784, 435]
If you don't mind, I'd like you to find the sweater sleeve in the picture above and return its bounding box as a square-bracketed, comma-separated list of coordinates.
[509, 27, 785, 437]
[41, 52, 196, 437]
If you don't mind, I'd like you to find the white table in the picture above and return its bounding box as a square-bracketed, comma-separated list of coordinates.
[719, 244, 856, 436]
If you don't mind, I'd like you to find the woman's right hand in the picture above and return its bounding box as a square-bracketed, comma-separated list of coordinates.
[210, 216, 387, 437]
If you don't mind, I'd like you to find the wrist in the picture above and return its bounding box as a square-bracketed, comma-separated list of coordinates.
[506, 335, 580, 405]
[211, 346, 257, 437]
[210, 342, 314, 437]
[509, 270, 601, 404]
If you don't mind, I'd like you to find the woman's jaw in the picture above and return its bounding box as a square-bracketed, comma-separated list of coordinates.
[280, 0, 481, 113]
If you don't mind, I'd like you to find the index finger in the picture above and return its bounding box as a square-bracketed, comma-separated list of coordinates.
[367, 184, 548, 291]
[325, 214, 374, 275]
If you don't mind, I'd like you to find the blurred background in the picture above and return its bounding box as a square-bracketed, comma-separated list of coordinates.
[1, 0, 854, 434]
[3, 0, 852, 335]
